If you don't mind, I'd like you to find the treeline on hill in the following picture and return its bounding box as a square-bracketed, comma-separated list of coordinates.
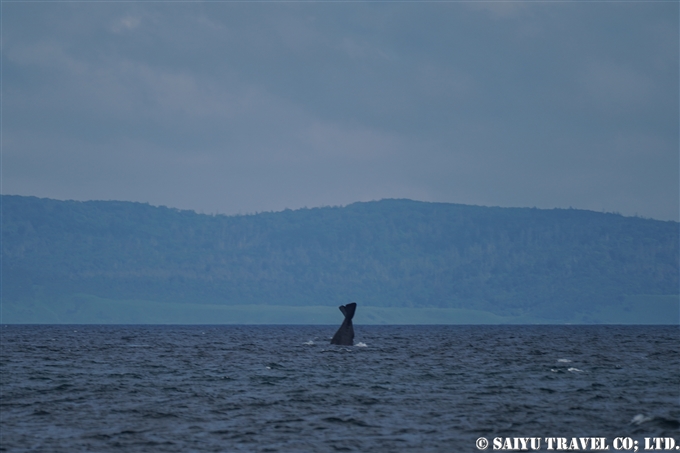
[2, 195, 678, 321]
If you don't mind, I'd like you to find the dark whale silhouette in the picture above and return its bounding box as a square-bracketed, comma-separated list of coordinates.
[330, 303, 356, 346]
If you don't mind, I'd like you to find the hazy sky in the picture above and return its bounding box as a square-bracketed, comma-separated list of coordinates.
[2, 1, 678, 220]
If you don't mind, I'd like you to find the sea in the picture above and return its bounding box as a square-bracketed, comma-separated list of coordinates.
[1, 325, 678, 452]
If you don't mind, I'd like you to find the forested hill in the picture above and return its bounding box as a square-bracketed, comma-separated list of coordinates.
[2, 195, 678, 324]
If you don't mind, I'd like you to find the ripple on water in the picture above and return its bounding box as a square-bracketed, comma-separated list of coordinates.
[1, 325, 678, 452]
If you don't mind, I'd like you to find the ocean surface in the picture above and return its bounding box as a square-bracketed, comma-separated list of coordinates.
[1, 325, 678, 452]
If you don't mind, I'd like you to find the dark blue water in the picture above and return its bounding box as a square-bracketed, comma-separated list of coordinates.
[1, 325, 678, 452]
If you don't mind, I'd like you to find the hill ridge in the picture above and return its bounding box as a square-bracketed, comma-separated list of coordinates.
[2, 195, 678, 324]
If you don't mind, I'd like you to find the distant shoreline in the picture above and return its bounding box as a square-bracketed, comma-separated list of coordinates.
[3, 195, 678, 325]
[2, 295, 678, 325]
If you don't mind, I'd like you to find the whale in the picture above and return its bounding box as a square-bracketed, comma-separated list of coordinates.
[330, 302, 356, 346]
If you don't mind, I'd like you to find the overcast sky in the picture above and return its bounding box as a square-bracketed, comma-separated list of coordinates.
[2, 1, 678, 220]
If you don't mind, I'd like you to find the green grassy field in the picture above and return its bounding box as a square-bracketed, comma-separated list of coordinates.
[2, 294, 677, 325]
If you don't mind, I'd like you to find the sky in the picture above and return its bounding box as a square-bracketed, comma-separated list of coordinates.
[2, 1, 678, 221]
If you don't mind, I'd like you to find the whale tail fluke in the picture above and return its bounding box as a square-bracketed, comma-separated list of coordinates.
[331, 302, 357, 346]
[339, 302, 357, 321]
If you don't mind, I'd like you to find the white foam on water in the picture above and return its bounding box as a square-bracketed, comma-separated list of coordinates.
[557, 359, 572, 363]
[355, 342, 368, 347]
[630, 414, 652, 425]
[303, 340, 315, 345]
[567, 367, 583, 372]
